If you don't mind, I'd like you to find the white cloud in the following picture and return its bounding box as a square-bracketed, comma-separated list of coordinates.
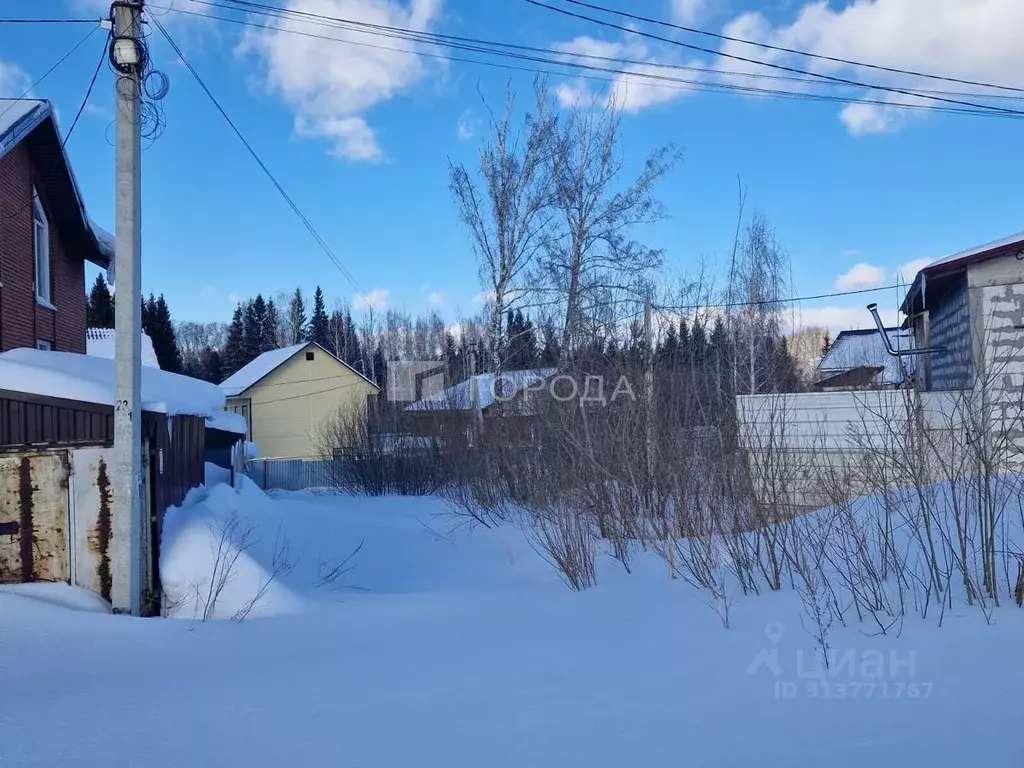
[426, 290, 445, 307]
[227, 293, 241, 306]
[840, 103, 904, 136]
[785, 305, 899, 334]
[242, 0, 443, 161]
[835, 262, 886, 291]
[895, 257, 931, 282]
[472, 289, 496, 304]
[717, 0, 1024, 136]
[669, 0, 710, 26]
[841, 248, 859, 257]
[297, 115, 382, 162]
[553, 35, 699, 113]
[0, 60, 31, 97]
[354, 287, 391, 310]
[456, 110, 476, 141]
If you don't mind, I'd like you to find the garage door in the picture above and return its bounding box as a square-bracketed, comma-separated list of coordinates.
[0, 452, 69, 583]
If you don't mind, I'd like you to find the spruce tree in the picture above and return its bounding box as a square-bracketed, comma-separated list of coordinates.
[821, 330, 832, 357]
[141, 293, 157, 337]
[200, 346, 223, 383]
[152, 295, 182, 372]
[243, 296, 266, 363]
[87, 274, 114, 327]
[443, 330, 460, 384]
[657, 321, 679, 370]
[224, 305, 247, 376]
[690, 321, 708, 365]
[539, 318, 560, 367]
[288, 287, 307, 344]
[263, 298, 280, 353]
[341, 309, 362, 368]
[309, 286, 329, 348]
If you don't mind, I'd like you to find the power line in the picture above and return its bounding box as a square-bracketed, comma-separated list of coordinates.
[1, 28, 110, 223]
[521, 0, 1024, 117]
[0, 18, 102, 24]
[557, 0, 1024, 95]
[149, 16, 360, 290]
[156, 5, 1023, 120]
[0, 25, 99, 124]
[191, 0, 1024, 116]
[653, 283, 906, 312]
[171, 1, 1024, 103]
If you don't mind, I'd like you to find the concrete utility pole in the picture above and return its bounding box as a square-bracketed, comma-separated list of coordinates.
[112, 0, 144, 615]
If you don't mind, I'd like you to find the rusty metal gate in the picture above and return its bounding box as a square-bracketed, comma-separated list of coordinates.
[0, 452, 70, 583]
[68, 446, 153, 607]
[68, 447, 115, 601]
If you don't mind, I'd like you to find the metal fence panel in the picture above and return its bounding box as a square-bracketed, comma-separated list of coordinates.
[245, 458, 337, 491]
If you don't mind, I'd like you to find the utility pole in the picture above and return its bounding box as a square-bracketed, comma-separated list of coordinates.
[112, 0, 144, 615]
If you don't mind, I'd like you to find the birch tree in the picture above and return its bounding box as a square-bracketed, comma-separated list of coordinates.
[449, 78, 558, 373]
[539, 100, 679, 358]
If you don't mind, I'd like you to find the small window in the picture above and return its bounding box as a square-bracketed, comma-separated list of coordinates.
[36, 339, 52, 351]
[33, 189, 51, 305]
[305, 351, 315, 361]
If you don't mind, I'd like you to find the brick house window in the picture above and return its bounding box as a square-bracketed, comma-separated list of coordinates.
[33, 188, 51, 305]
[36, 340, 51, 351]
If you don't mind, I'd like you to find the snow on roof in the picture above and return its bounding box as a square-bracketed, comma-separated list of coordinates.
[903, 230, 1024, 313]
[220, 343, 308, 397]
[817, 328, 914, 385]
[220, 342, 380, 397]
[406, 368, 557, 412]
[924, 230, 1024, 273]
[205, 410, 247, 434]
[0, 348, 226, 417]
[0, 98, 111, 268]
[86, 327, 161, 369]
[90, 219, 115, 276]
[0, 99, 49, 157]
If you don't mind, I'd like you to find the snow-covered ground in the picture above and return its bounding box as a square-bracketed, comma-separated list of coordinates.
[1, 481, 1021, 767]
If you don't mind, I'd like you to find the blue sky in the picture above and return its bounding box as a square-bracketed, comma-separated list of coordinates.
[3, 0, 1023, 332]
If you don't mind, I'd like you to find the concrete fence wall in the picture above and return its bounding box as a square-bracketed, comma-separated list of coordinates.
[736, 390, 965, 511]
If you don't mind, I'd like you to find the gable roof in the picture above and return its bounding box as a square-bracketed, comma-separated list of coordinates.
[901, 230, 1024, 312]
[219, 341, 380, 397]
[817, 327, 913, 386]
[0, 98, 111, 268]
[406, 368, 557, 412]
[86, 327, 161, 369]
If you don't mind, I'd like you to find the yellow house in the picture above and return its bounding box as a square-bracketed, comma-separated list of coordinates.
[221, 342, 380, 459]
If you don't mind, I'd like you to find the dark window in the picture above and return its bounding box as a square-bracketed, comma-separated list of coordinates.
[305, 351, 315, 361]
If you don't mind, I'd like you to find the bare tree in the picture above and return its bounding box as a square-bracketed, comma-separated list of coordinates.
[176, 321, 227, 372]
[538, 98, 679, 359]
[729, 213, 791, 394]
[449, 78, 558, 373]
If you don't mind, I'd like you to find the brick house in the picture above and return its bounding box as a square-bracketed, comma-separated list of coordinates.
[0, 99, 112, 353]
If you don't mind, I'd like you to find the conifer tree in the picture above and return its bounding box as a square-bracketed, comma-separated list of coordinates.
[87, 274, 114, 327]
[309, 286, 329, 348]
